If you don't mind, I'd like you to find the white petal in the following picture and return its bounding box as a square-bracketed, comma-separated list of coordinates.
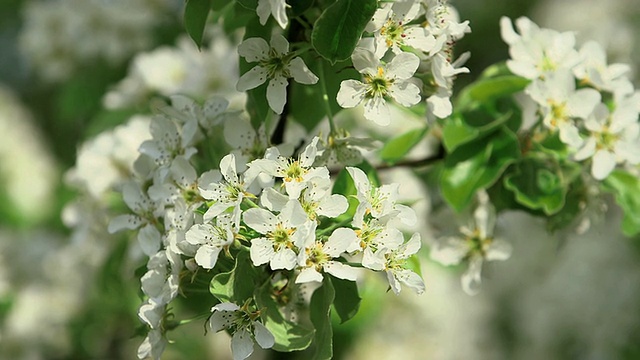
[336, 80, 367, 108]
[171, 156, 197, 188]
[324, 261, 358, 281]
[363, 97, 391, 126]
[266, 76, 288, 114]
[591, 150, 617, 180]
[351, 48, 379, 74]
[260, 187, 288, 211]
[399, 232, 421, 258]
[231, 328, 255, 360]
[238, 37, 270, 62]
[317, 194, 349, 218]
[253, 321, 275, 349]
[223, 116, 256, 150]
[461, 256, 483, 296]
[237, 66, 269, 92]
[362, 247, 385, 271]
[389, 81, 421, 107]
[209, 309, 234, 332]
[386, 52, 420, 80]
[243, 208, 278, 234]
[386, 270, 401, 295]
[220, 153, 239, 185]
[269, 33, 289, 56]
[324, 227, 358, 257]
[195, 245, 222, 269]
[138, 224, 162, 256]
[108, 214, 143, 233]
[250, 238, 276, 266]
[484, 238, 512, 261]
[288, 57, 318, 85]
[396, 269, 425, 295]
[296, 267, 323, 283]
[270, 248, 298, 270]
[429, 237, 468, 266]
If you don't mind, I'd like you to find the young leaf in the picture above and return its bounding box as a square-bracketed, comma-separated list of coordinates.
[330, 275, 361, 324]
[379, 127, 429, 164]
[601, 170, 640, 236]
[184, 0, 212, 49]
[254, 279, 315, 352]
[441, 128, 520, 212]
[309, 276, 336, 360]
[210, 251, 264, 303]
[311, 0, 377, 64]
[503, 158, 567, 215]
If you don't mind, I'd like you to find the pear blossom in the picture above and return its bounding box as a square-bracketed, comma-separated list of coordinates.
[526, 70, 601, 148]
[199, 153, 252, 225]
[137, 328, 167, 360]
[185, 220, 234, 269]
[574, 103, 640, 180]
[384, 233, 425, 295]
[358, 223, 405, 271]
[296, 227, 359, 283]
[237, 34, 318, 114]
[243, 199, 315, 270]
[573, 41, 632, 92]
[108, 182, 161, 233]
[337, 48, 421, 126]
[500, 16, 582, 79]
[430, 194, 512, 295]
[315, 130, 382, 167]
[256, 0, 288, 29]
[367, 0, 436, 58]
[209, 302, 275, 360]
[249, 137, 328, 199]
[347, 166, 417, 226]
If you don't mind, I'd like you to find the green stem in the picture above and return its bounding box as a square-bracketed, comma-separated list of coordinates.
[316, 216, 353, 237]
[316, 58, 337, 135]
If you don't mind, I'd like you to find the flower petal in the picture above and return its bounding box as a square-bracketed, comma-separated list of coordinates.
[238, 37, 270, 62]
[253, 321, 275, 349]
[336, 80, 367, 108]
[266, 76, 288, 114]
[237, 66, 269, 92]
[288, 57, 318, 85]
[231, 328, 254, 360]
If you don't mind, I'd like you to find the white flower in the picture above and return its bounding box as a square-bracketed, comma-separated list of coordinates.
[500, 16, 582, 79]
[384, 233, 425, 295]
[296, 227, 359, 283]
[243, 199, 314, 270]
[347, 166, 417, 226]
[367, 1, 436, 58]
[256, 0, 288, 29]
[199, 153, 250, 225]
[237, 34, 318, 114]
[137, 328, 166, 360]
[430, 196, 512, 295]
[337, 48, 421, 126]
[573, 41, 632, 92]
[185, 220, 234, 269]
[249, 137, 329, 199]
[209, 302, 275, 360]
[108, 182, 161, 233]
[526, 70, 601, 148]
[574, 103, 640, 180]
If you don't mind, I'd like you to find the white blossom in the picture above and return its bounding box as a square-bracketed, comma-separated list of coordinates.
[296, 227, 359, 283]
[237, 34, 318, 114]
[337, 49, 421, 126]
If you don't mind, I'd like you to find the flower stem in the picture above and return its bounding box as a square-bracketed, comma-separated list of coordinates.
[316, 58, 337, 135]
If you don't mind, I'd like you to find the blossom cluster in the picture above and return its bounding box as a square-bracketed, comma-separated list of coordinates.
[337, 0, 471, 125]
[108, 93, 425, 359]
[502, 16, 640, 180]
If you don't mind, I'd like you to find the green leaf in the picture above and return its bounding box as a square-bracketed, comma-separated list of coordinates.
[311, 0, 378, 64]
[184, 0, 212, 48]
[457, 75, 530, 110]
[442, 116, 480, 152]
[211, 0, 233, 11]
[310, 276, 336, 360]
[254, 279, 315, 352]
[210, 251, 263, 303]
[441, 128, 520, 212]
[503, 158, 567, 215]
[379, 127, 429, 164]
[329, 276, 360, 324]
[236, 0, 257, 9]
[602, 170, 640, 236]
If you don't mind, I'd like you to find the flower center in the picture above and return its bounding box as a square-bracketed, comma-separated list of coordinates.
[364, 67, 392, 99]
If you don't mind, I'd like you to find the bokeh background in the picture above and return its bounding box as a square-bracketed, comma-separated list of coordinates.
[1, 0, 640, 359]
